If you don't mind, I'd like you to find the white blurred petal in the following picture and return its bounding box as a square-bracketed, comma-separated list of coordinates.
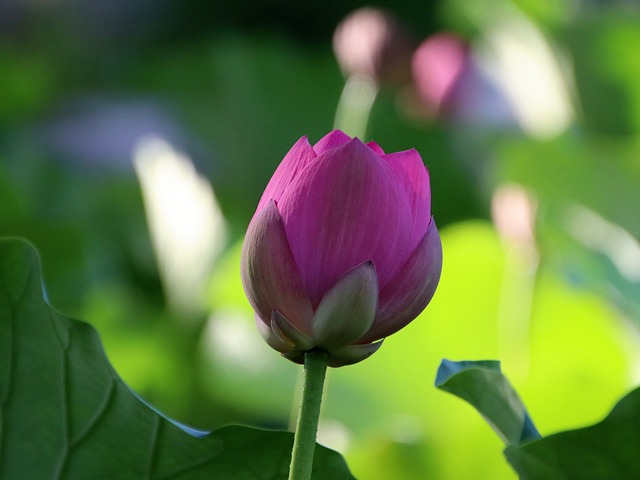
[475, 6, 574, 138]
[133, 135, 227, 314]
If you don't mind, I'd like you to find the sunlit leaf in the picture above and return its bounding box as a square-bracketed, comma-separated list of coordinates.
[567, 9, 640, 135]
[496, 136, 640, 244]
[495, 134, 640, 330]
[0, 238, 353, 479]
[435, 359, 540, 445]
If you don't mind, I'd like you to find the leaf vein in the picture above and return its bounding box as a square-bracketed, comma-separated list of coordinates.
[153, 437, 222, 480]
[70, 378, 116, 448]
[51, 325, 72, 480]
[0, 251, 36, 468]
[144, 413, 162, 480]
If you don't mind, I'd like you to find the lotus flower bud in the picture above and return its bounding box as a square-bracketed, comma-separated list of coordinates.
[241, 130, 442, 366]
[411, 33, 470, 117]
[411, 33, 518, 127]
[333, 7, 415, 86]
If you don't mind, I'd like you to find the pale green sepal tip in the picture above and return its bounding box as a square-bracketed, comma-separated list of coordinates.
[328, 340, 384, 367]
[311, 261, 378, 348]
[271, 309, 315, 351]
[255, 316, 295, 353]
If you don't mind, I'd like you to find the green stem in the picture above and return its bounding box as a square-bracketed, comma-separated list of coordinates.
[333, 74, 379, 140]
[288, 349, 329, 480]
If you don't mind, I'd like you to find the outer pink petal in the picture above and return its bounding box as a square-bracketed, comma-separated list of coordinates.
[312, 130, 353, 155]
[366, 140, 385, 155]
[256, 136, 316, 214]
[278, 138, 415, 307]
[381, 148, 431, 257]
[359, 218, 442, 343]
[240, 201, 314, 332]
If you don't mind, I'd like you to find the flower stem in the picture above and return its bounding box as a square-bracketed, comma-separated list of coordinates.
[288, 349, 329, 480]
[333, 74, 379, 140]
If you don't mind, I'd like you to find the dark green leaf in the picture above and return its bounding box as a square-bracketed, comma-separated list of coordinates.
[505, 386, 640, 480]
[435, 359, 540, 445]
[0, 238, 353, 480]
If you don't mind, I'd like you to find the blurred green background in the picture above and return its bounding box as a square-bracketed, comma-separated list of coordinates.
[1, 0, 640, 478]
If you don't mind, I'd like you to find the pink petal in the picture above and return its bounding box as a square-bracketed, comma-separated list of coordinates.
[366, 140, 385, 155]
[360, 218, 442, 343]
[312, 130, 353, 155]
[382, 148, 431, 252]
[256, 136, 316, 214]
[240, 201, 314, 332]
[278, 138, 415, 306]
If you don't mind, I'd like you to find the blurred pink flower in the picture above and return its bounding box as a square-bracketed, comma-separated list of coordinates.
[411, 33, 516, 126]
[241, 130, 442, 366]
[411, 33, 469, 115]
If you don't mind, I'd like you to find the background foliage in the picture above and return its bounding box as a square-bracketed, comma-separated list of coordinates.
[1, 0, 639, 478]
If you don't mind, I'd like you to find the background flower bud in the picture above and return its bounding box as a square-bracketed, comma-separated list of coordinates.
[241, 130, 442, 366]
[332, 7, 415, 87]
